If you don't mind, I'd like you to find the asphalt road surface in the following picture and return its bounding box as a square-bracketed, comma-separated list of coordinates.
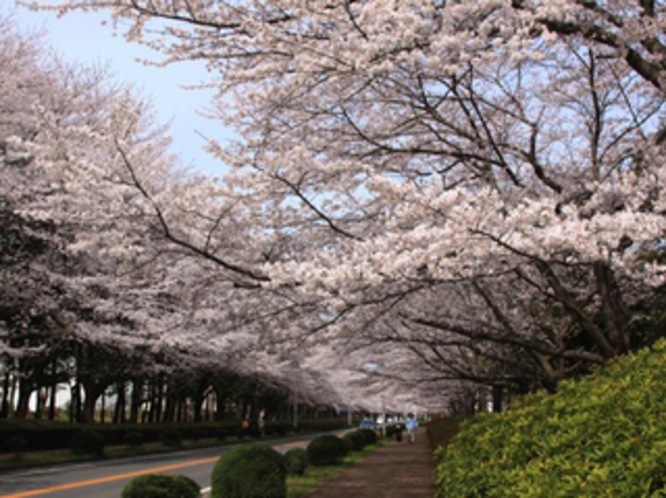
[0, 432, 341, 498]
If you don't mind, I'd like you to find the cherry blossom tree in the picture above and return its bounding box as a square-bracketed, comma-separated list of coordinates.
[20, 0, 666, 410]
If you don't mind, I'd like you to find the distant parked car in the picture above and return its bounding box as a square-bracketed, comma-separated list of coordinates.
[359, 418, 376, 430]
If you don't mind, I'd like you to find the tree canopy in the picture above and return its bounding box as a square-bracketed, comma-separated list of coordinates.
[7, 0, 666, 412]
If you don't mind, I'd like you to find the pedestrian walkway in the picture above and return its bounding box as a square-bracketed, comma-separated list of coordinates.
[306, 428, 437, 498]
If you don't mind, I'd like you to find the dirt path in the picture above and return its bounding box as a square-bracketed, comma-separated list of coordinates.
[306, 428, 437, 498]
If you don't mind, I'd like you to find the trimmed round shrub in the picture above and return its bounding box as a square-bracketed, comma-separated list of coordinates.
[2, 435, 29, 458]
[341, 433, 354, 454]
[435, 339, 666, 497]
[306, 435, 347, 466]
[284, 447, 308, 476]
[123, 431, 144, 448]
[211, 443, 286, 498]
[344, 430, 367, 451]
[159, 429, 182, 448]
[358, 429, 377, 446]
[121, 473, 200, 498]
[70, 430, 105, 456]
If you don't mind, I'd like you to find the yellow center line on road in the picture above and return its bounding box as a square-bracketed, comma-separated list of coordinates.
[0, 441, 306, 498]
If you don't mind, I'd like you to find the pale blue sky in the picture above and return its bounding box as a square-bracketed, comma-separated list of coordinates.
[8, 2, 226, 176]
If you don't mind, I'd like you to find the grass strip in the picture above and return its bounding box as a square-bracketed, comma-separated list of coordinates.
[287, 441, 386, 498]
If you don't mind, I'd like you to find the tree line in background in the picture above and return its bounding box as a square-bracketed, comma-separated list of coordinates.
[0, 333, 300, 425]
[3, 0, 666, 415]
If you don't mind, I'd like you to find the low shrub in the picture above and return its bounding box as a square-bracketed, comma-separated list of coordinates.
[192, 428, 208, 442]
[2, 435, 28, 459]
[159, 429, 182, 448]
[121, 473, 200, 498]
[306, 435, 347, 466]
[284, 447, 308, 476]
[123, 431, 144, 448]
[358, 429, 377, 446]
[211, 443, 286, 498]
[70, 430, 105, 456]
[435, 339, 666, 497]
[344, 430, 367, 451]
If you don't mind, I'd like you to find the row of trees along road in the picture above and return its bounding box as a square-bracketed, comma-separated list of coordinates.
[4, 0, 666, 414]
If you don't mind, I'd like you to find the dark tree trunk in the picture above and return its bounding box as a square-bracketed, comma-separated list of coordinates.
[34, 387, 43, 419]
[82, 385, 103, 424]
[492, 385, 503, 413]
[113, 382, 126, 424]
[48, 358, 57, 421]
[15, 379, 32, 419]
[130, 379, 142, 424]
[1, 369, 11, 419]
[100, 390, 106, 424]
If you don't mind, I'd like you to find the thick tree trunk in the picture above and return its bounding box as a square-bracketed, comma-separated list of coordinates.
[34, 387, 43, 419]
[113, 382, 126, 424]
[14, 380, 32, 419]
[100, 390, 106, 424]
[48, 358, 57, 421]
[129, 379, 142, 424]
[1, 369, 11, 419]
[492, 385, 503, 413]
[82, 386, 102, 424]
[163, 389, 176, 423]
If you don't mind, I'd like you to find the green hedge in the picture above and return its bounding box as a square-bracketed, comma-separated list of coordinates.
[435, 339, 666, 497]
[0, 420, 240, 452]
[0, 418, 347, 452]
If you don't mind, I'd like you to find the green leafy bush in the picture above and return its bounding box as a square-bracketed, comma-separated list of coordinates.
[284, 447, 308, 476]
[121, 473, 200, 498]
[306, 435, 347, 466]
[123, 431, 144, 448]
[358, 429, 377, 446]
[159, 429, 182, 448]
[192, 428, 209, 441]
[343, 430, 367, 451]
[435, 339, 666, 497]
[69, 430, 105, 456]
[2, 435, 29, 459]
[211, 443, 286, 498]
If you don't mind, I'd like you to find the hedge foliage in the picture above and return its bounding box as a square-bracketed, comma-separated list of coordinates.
[211, 443, 286, 498]
[358, 429, 377, 446]
[307, 435, 348, 466]
[435, 339, 666, 497]
[0, 418, 346, 452]
[284, 447, 308, 476]
[343, 430, 367, 452]
[159, 429, 182, 448]
[69, 430, 105, 456]
[121, 474, 200, 498]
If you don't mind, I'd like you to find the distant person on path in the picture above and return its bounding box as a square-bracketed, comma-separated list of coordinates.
[394, 418, 404, 442]
[405, 413, 418, 443]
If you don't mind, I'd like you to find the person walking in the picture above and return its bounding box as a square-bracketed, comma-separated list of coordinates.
[405, 413, 418, 443]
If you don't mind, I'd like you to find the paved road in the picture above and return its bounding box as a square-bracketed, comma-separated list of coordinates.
[0, 432, 341, 498]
